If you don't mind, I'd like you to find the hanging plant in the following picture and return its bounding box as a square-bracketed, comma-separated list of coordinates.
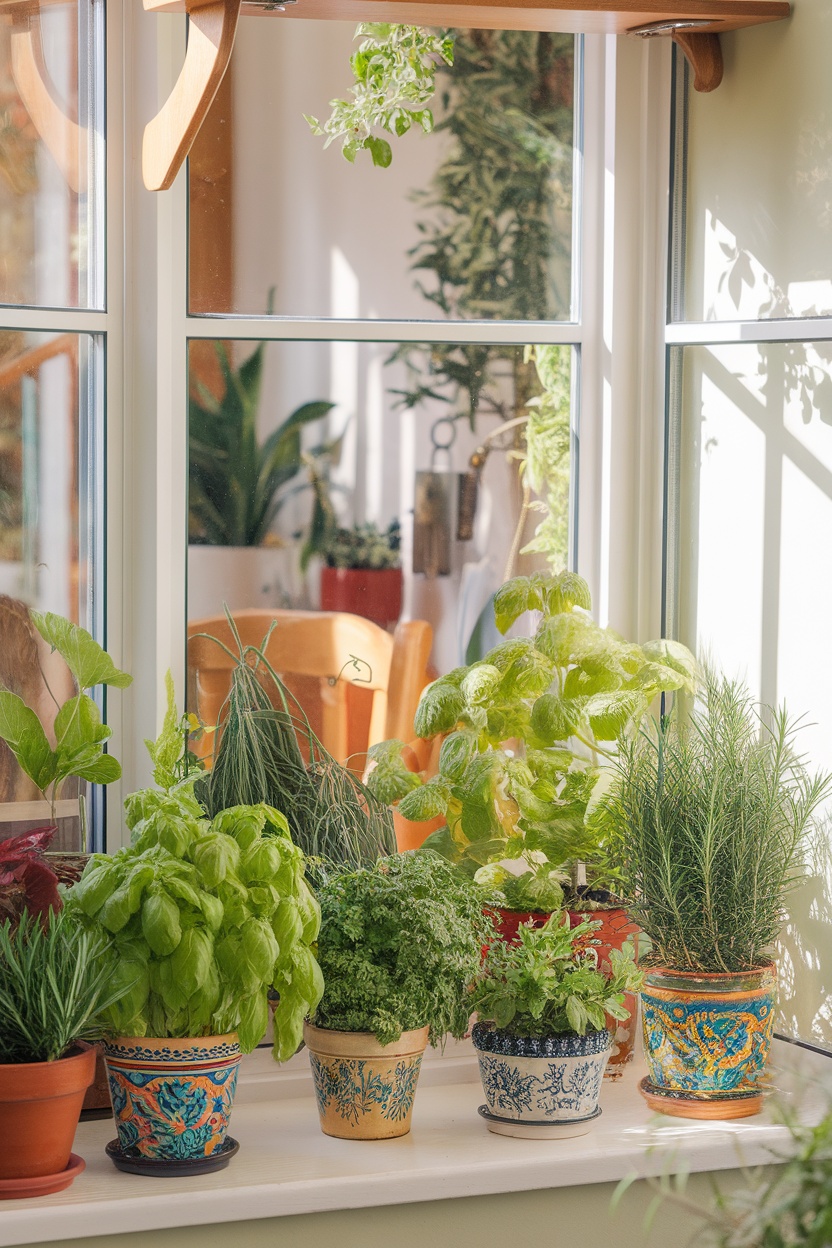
[305, 24, 454, 167]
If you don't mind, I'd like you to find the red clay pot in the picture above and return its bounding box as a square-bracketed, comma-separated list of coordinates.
[492, 908, 552, 944]
[567, 906, 640, 1077]
[0, 1042, 96, 1180]
[320, 567, 403, 628]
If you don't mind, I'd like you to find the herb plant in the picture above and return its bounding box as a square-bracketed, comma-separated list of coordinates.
[321, 520, 401, 571]
[311, 850, 492, 1045]
[608, 672, 832, 975]
[367, 571, 697, 895]
[472, 913, 642, 1039]
[0, 828, 61, 929]
[0, 612, 130, 822]
[189, 338, 334, 547]
[0, 908, 129, 1063]
[306, 25, 454, 167]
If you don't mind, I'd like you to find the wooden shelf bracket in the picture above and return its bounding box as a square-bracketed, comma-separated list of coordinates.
[630, 19, 724, 92]
[142, 0, 241, 192]
[9, 5, 87, 193]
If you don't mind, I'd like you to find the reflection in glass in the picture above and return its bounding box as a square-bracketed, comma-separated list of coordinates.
[188, 25, 575, 321]
[675, 341, 832, 1050]
[0, 0, 103, 309]
[0, 330, 101, 848]
[681, 3, 832, 321]
[187, 336, 572, 681]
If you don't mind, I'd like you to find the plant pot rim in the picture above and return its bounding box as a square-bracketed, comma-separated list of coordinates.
[643, 962, 776, 981]
[472, 1021, 611, 1059]
[303, 1021, 429, 1058]
[106, 1032, 239, 1047]
[0, 1039, 94, 1076]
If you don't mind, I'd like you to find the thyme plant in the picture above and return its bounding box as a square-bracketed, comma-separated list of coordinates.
[609, 672, 832, 974]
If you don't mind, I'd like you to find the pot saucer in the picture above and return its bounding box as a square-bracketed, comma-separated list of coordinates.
[105, 1136, 239, 1176]
[0, 1154, 85, 1200]
[638, 1077, 764, 1120]
[478, 1105, 601, 1139]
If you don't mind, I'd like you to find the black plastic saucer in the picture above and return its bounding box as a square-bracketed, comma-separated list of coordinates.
[105, 1136, 240, 1176]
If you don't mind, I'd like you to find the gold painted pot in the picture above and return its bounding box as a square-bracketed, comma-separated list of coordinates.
[303, 1022, 429, 1140]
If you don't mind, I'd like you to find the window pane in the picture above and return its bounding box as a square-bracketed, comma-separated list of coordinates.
[0, 330, 103, 851]
[673, 340, 832, 1050]
[188, 26, 576, 321]
[0, 0, 104, 309]
[678, 1, 832, 322]
[187, 337, 572, 763]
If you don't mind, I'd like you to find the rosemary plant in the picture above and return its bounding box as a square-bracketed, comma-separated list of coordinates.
[0, 908, 127, 1063]
[609, 673, 832, 974]
[193, 615, 396, 873]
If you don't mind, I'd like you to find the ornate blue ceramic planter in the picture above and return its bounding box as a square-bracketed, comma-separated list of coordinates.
[103, 1034, 241, 1160]
[472, 1024, 610, 1126]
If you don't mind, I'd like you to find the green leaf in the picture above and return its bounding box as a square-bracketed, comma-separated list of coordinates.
[460, 665, 501, 705]
[71, 753, 122, 785]
[438, 731, 477, 782]
[530, 693, 585, 745]
[145, 671, 184, 791]
[413, 679, 465, 738]
[493, 576, 543, 634]
[398, 778, 451, 822]
[544, 572, 592, 615]
[141, 892, 183, 957]
[368, 136, 393, 167]
[584, 690, 647, 741]
[31, 612, 132, 690]
[0, 692, 56, 790]
[640, 639, 699, 692]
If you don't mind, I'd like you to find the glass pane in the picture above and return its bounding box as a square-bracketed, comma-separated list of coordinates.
[674, 340, 832, 1050]
[679, 1, 832, 322]
[0, 330, 103, 853]
[187, 337, 572, 764]
[188, 26, 576, 321]
[0, 0, 104, 309]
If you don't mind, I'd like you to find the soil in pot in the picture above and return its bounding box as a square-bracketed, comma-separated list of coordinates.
[0, 1042, 96, 1188]
[103, 1034, 241, 1162]
[640, 964, 777, 1118]
[304, 1021, 429, 1140]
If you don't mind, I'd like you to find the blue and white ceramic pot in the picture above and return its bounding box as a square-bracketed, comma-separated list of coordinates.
[103, 1034, 241, 1160]
[472, 1023, 610, 1127]
[303, 1021, 429, 1140]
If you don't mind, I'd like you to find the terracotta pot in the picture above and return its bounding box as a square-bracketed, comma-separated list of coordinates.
[320, 567, 403, 629]
[567, 907, 640, 1079]
[104, 1034, 241, 1160]
[640, 964, 777, 1118]
[304, 1021, 429, 1140]
[492, 908, 551, 944]
[0, 1042, 95, 1181]
[393, 808, 445, 852]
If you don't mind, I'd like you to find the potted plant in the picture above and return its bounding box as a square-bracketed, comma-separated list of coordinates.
[366, 570, 696, 1072]
[0, 828, 61, 930]
[188, 336, 334, 618]
[0, 907, 128, 1198]
[318, 519, 403, 629]
[471, 912, 642, 1139]
[608, 672, 831, 1120]
[304, 850, 491, 1140]
[67, 691, 324, 1172]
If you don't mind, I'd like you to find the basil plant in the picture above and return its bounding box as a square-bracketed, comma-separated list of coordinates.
[367, 571, 697, 907]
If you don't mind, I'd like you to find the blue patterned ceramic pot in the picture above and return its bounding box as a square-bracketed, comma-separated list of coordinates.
[472, 1023, 610, 1124]
[640, 965, 777, 1100]
[303, 1021, 429, 1140]
[103, 1034, 241, 1160]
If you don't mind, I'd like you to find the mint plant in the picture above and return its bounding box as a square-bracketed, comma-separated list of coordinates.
[367, 571, 697, 897]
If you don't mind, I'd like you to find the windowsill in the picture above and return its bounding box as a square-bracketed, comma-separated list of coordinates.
[2, 1037, 828, 1247]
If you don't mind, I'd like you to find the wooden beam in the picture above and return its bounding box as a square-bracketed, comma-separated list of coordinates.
[672, 29, 724, 90]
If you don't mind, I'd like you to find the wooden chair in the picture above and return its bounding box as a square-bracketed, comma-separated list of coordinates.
[187, 610, 433, 771]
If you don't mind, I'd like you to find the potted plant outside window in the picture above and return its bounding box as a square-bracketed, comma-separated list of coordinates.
[67, 692, 324, 1172]
[0, 908, 129, 1198]
[318, 520, 403, 629]
[608, 672, 831, 1120]
[305, 850, 491, 1140]
[470, 913, 642, 1139]
[366, 570, 696, 1073]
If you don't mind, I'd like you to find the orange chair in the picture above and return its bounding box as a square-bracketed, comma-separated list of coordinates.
[187, 610, 433, 772]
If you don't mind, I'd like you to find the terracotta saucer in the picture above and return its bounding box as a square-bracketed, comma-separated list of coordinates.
[638, 1077, 764, 1120]
[105, 1136, 239, 1176]
[0, 1154, 86, 1200]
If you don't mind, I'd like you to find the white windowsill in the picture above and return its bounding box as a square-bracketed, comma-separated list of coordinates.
[1, 1037, 829, 1248]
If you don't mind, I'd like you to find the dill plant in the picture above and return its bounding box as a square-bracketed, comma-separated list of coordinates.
[609, 673, 832, 974]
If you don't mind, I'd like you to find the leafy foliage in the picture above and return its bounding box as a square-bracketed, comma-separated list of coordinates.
[520, 345, 572, 571]
[472, 913, 642, 1039]
[193, 615, 396, 873]
[607, 672, 832, 974]
[0, 828, 61, 929]
[189, 339, 333, 547]
[305, 24, 454, 167]
[312, 851, 492, 1045]
[0, 612, 130, 817]
[320, 520, 401, 570]
[68, 793, 322, 1059]
[366, 572, 697, 892]
[0, 908, 130, 1063]
[145, 671, 206, 791]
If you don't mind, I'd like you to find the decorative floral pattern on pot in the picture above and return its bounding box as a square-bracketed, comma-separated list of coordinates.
[640, 966, 777, 1096]
[104, 1035, 241, 1160]
[472, 1025, 610, 1123]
